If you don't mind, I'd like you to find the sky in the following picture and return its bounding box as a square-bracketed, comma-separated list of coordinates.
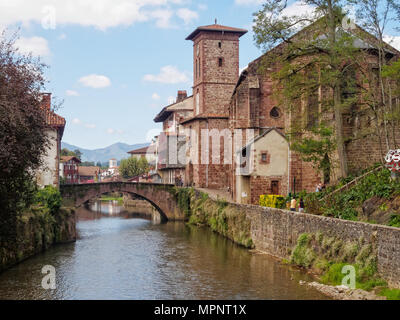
[0, 0, 399, 150]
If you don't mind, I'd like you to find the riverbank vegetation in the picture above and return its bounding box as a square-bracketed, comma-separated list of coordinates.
[0, 30, 53, 248]
[174, 188, 254, 248]
[300, 167, 400, 226]
[289, 232, 400, 300]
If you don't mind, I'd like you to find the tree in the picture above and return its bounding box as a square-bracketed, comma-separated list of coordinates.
[61, 148, 81, 159]
[73, 149, 82, 161]
[253, 0, 361, 179]
[350, 0, 400, 151]
[119, 157, 149, 179]
[0, 30, 49, 241]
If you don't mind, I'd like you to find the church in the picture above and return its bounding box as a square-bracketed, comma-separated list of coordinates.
[154, 20, 400, 205]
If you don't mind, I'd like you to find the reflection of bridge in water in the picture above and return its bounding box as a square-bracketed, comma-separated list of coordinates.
[76, 200, 157, 222]
[60, 182, 185, 222]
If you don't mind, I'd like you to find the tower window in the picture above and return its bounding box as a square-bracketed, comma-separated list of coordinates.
[218, 58, 223, 67]
[218, 41, 222, 48]
[270, 107, 281, 119]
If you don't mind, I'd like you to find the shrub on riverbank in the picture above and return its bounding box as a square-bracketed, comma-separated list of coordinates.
[303, 168, 400, 225]
[35, 186, 62, 215]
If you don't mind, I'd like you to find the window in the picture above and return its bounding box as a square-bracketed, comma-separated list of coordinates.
[196, 91, 200, 115]
[218, 58, 223, 67]
[270, 107, 281, 119]
[218, 41, 222, 48]
[261, 153, 268, 162]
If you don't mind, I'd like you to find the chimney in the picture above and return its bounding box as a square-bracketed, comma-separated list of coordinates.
[41, 93, 52, 110]
[176, 90, 187, 103]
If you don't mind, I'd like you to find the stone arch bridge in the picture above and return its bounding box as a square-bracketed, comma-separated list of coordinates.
[60, 182, 186, 221]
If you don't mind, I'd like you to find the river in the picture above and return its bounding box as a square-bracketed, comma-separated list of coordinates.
[0, 200, 328, 300]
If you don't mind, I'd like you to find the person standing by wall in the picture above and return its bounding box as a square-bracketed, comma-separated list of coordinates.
[299, 198, 305, 213]
[290, 197, 297, 212]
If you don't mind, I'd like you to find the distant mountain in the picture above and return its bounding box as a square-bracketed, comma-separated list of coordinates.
[61, 142, 149, 163]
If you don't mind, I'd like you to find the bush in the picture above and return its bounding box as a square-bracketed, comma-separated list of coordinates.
[388, 215, 400, 228]
[260, 194, 286, 209]
[35, 186, 62, 215]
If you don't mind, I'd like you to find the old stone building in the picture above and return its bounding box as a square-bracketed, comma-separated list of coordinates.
[181, 23, 247, 189]
[229, 24, 400, 204]
[36, 93, 66, 188]
[153, 21, 399, 204]
[154, 90, 193, 184]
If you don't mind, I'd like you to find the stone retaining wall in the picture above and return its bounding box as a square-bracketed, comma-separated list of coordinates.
[0, 207, 76, 273]
[242, 205, 400, 288]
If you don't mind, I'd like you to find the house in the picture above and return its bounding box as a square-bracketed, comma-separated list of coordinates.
[235, 128, 289, 204]
[154, 90, 193, 184]
[36, 93, 66, 188]
[79, 166, 100, 184]
[128, 145, 157, 165]
[60, 156, 81, 184]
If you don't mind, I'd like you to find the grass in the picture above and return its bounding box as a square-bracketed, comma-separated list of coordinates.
[99, 196, 123, 201]
[379, 288, 400, 300]
[288, 232, 400, 297]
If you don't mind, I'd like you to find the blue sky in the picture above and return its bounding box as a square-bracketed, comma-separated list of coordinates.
[0, 0, 399, 149]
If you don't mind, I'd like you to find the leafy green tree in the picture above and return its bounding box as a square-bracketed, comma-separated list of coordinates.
[73, 149, 82, 161]
[350, 0, 400, 150]
[253, 0, 361, 179]
[119, 157, 149, 179]
[0, 31, 50, 242]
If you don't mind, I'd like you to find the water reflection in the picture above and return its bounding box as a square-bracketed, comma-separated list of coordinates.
[0, 201, 329, 300]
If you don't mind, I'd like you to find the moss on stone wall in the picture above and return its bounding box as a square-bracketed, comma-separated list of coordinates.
[174, 188, 254, 248]
[289, 232, 387, 292]
[0, 207, 76, 273]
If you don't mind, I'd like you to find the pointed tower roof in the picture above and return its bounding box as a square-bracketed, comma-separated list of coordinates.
[186, 23, 248, 40]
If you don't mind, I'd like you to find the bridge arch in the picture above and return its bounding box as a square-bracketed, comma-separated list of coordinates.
[60, 182, 186, 221]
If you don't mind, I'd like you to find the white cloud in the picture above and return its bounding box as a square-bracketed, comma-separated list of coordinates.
[14, 36, 50, 57]
[107, 128, 115, 134]
[72, 118, 81, 125]
[0, 0, 192, 31]
[198, 4, 208, 11]
[383, 35, 400, 51]
[66, 89, 79, 96]
[58, 33, 67, 40]
[176, 8, 198, 25]
[150, 9, 174, 29]
[281, 1, 315, 18]
[152, 93, 160, 100]
[78, 74, 111, 89]
[144, 65, 189, 84]
[85, 123, 96, 129]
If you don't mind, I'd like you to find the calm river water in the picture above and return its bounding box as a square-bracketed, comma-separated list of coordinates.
[0, 201, 328, 300]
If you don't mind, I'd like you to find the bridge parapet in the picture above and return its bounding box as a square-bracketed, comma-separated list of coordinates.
[60, 182, 185, 221]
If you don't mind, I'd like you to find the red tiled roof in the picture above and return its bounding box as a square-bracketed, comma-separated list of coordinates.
[45, 109, 66, 128]
[180, 113, 229, 124]
[128, 146, 156, 155]
[186, 24, 247, 40]
[61, 156, 81, 163]
[78, 166, 100, 177]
